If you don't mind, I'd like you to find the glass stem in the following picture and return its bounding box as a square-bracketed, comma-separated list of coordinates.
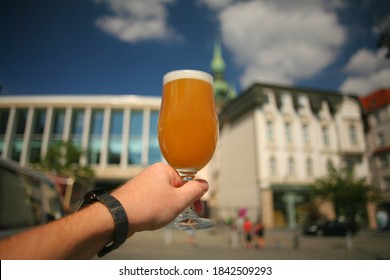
[177, 169, 197, 223]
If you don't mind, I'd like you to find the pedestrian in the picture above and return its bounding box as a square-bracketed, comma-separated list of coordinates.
[186, 229, 196, 247]
[243, 217, 253, 249]
[254, 220, 265, 249]
[377, 209, 389, 231]
[0, 162, 208, 259]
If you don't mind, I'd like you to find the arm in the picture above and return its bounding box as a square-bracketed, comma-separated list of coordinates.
[0, 162, 209, 259]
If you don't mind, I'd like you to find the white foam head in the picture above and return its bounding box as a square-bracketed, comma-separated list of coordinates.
[163, 69, 213, 85]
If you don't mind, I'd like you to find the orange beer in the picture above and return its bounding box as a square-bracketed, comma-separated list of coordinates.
[158, 70, 218, 171]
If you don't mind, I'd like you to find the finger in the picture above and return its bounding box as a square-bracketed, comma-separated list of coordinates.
[193, 199, 204, 215]
[176, 179, 209, 209]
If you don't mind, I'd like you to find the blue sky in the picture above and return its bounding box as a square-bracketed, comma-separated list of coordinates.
[0, 0, 389, 97]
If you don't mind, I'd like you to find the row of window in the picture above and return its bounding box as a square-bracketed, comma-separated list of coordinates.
[0, 107, 162, 166]
[265, 120, 359, 146]
[268, 156, 314, 178]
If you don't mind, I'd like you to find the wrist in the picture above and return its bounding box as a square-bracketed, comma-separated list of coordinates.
[77, 189, 129, 257]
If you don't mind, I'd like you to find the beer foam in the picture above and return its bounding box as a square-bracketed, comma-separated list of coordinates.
[163, 69, 213, 85]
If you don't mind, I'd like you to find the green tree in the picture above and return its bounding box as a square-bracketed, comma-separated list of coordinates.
[32, 141, 94, 186]
[311, 164, 378, 225]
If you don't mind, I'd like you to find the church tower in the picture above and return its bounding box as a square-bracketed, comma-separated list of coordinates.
[210, 39, 236, 111]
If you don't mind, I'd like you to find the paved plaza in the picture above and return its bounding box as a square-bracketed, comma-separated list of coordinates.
[98, 225, 390, 260]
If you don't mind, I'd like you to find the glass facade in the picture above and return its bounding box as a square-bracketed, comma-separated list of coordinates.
[11, 109, 28, 162]
[88, 109, 104, 165]
[148, 110, 161, 164]
[128, 110, 143, 165]
[70, 109, 84, 148]
[108, 110, 123, 165]
[0, 104, 161, 171]
[51, 109, 65, 143]
[30, 109, 46, 163]
[0, 108, 10, 155]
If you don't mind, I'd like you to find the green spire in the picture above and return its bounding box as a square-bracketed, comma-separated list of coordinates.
[211, 39, 225, 75]
[210, 39, 236, 110]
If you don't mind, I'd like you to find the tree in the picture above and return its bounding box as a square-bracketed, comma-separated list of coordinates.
[32, 141, 95, 187]
[311, 164, 378, 225]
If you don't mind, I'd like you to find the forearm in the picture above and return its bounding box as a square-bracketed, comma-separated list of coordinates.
[0, 202, 115, 260]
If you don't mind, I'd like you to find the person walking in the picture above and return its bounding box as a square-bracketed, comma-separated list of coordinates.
[254, 220, 265, 249]
[243, 217, 253, 249]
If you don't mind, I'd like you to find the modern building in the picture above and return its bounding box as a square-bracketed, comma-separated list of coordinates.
[216, 83, 370, 229]
[360, 89, 390, 213]
[0, 95, 162, 188]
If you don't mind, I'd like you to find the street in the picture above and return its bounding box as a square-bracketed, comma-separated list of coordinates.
[97, 225, 390, 260]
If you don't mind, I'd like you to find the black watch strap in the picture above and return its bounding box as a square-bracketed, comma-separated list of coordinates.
[76, 188, 129, 257]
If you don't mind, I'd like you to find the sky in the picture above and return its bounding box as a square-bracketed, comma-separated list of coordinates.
[0, 0, 389, 97]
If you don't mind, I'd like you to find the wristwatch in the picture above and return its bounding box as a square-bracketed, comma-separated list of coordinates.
[76, 188, 129, 257]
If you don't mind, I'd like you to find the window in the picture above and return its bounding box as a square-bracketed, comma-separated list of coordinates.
[326, 159, 333, 173]
[349, 124, 358, 145]
[306, 158, 313, 177]
[266, 120, 274, 142]
[30, 109, 46, 163]
[11, 109, 28, 162]
[0, 108, 10, 155]
[70, 109, 84, 147]
[128, 110, 143, 165]
[0, 108, 10, 135]
[282, 94, 290, 107]
[269, 156, 277, 176]
[288, 157, 295, 176]
[88, 109, 104, 165]
[108, 110, 123, 165]
[285, 122, 292, 143]
[377, 154, 389, 169]
[51, 109, 65, 143]
[322, 126, 329, 146]
[148, 111, 161, 164]
[376, 132, 385, 147]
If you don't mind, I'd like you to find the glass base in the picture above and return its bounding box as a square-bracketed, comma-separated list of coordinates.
[166, 207, 215, 230]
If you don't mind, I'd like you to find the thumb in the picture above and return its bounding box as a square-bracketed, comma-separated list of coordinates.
[177, 179, 209, 209]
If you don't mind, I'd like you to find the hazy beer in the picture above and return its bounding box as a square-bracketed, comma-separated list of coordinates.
[158, 70, 218, 171]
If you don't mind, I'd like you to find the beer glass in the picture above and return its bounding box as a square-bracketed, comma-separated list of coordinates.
[158, 69, 218, 230]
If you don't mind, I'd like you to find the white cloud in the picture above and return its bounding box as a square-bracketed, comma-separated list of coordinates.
[204, 0, 346, 89]
[94, 0, 181, 43]
[340, 48, 390, 95]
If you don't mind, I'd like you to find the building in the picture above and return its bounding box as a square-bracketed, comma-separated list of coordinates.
[360, 89, 390, 214]
[216, 83, 370, 229]
[0, 95, 162, 188]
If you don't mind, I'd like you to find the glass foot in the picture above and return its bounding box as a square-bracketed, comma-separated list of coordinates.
[166, 207, 215, 230]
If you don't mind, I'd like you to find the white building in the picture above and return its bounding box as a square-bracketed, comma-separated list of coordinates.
[0, 95, 162, 188]
[216, 83, 370, 229]
[360, 89, 390, 216]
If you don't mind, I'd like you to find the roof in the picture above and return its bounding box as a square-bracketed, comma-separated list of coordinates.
[359, 88, 390, 112]
[219, 82, 360, 125]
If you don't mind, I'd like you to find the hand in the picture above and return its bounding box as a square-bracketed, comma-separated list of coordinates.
[112, 162, 209, 236]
